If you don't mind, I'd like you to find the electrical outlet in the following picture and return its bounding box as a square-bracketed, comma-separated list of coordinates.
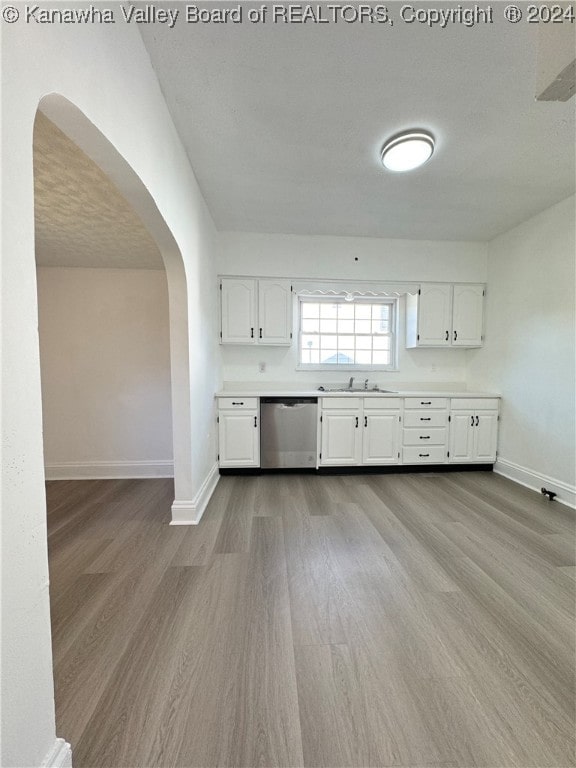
[258, 362, 266, 373]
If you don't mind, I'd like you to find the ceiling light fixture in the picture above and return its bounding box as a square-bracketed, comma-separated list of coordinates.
[381, 130, 435, 172]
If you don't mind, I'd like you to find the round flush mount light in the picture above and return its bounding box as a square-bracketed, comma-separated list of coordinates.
[381, 130, 435, 172]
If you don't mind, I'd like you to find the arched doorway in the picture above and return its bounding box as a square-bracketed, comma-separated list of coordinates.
[37, 94, 194, 504]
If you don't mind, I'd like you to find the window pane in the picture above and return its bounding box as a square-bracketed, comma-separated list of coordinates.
[320, 303, 338, 319]
[304, 349, 320, 364]
[373, 335, 391, 349]
[320, 335, 337, 350]
[301, 334, 319, 349]
[355, 336, 372, 350]
[320, 319, 337, 334]
[302, 302, 320, 318]
[355, 304, 371, 319]
[355, 350, 372, 365]
[372, 319, 389, 334]
[355, 319, 371, 334]
[338, 350, 355, 364]
[339, 335, 355, 349]
[338, 304, 354, 320]
[337, 319, 354, 334]
[301, 318, 319, 333]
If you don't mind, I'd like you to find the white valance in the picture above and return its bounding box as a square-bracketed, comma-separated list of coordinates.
[292, 279, 419, 299]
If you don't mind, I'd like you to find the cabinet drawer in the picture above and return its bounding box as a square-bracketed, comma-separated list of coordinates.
[403, 428, 447, 446]
[218, 397, 258, 410]
[321, 397, 361, 409]
[404, 397, 448, 410]
[363, 397, 402, 410]
[402, 445, 447, 464]
[450, 398, 499, 411]
[403, 411, 447, 428]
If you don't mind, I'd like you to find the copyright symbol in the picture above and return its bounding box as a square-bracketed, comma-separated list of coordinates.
[2, 5, 19, 22]
[504, 4, 522, 22]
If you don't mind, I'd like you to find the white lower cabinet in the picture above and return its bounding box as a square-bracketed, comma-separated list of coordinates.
[448, 399, 499, 463]
[362, 399, 402, 465]
[319, 398, 362, 465]
[216, 394, 499, 470]
[319, 397, 401, 466]
[402, 398, 449, 464]
[218, 398, 260, 467]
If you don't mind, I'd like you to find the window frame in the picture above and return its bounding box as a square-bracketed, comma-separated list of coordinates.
[296, 295, 399, 372]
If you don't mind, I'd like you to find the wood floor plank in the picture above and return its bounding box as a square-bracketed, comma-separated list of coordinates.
[212, 475, 257, 553]
[223, 516, 304, 768]
[47, 473, 575, 768]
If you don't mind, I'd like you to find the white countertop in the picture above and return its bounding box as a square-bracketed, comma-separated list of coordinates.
[216, 389, 500, 398]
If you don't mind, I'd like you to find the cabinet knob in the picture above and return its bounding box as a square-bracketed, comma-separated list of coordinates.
[355, 416, 359, 428]
[250, 328, 254, 338]
[254, 416, 258, 428]
[454, 330, 458, 341]
[364, 416, 368, 427]
[259, 328, 263, 339]
[475, 415, 479, 426]
[445, 330, 449, 341]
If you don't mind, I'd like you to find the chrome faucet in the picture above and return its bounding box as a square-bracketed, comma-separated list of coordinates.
[348, 377, 355, 390]
[364, 379, 369, 390]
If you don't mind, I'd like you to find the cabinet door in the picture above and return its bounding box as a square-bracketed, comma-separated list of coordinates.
[320, 410, 361, 466]
[258, 279, 292, 345]
[220, 279, 257, 344]
[218, 411, 260, 467]
[448, 411, 475, 462]
[363, 411, 401, 464]
[452, 284, 484, 347]
[473, 411, 498, 462]
[417, 284, 452, 346]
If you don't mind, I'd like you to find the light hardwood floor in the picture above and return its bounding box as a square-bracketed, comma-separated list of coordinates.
[47, 472, 576, 767]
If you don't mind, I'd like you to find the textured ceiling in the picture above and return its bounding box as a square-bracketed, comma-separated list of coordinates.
[34, 111, 163, 268]
[140, 9, 575, 241]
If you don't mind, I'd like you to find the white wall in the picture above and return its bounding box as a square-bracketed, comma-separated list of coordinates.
[37, 267, 173, 478]
[1, 21, 220, 768]
[218, 232, 488, 388]
[467, 196, 576, 498]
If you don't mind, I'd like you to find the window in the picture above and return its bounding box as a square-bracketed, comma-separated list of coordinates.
[298, 297, 397, 370]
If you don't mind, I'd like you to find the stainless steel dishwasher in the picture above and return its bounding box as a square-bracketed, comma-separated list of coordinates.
[260, 397, 318, 468]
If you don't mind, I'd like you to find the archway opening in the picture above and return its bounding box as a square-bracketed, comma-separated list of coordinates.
[32, 95, 193, 754]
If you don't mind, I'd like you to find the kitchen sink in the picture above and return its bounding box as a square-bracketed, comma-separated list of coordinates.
[317, 386, 397, 393]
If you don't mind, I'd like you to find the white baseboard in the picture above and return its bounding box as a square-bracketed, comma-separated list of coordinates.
[41, 738, 72, 768]
[44, 460, 174, 480]
[494, 457, 576, 509]
[170, 463, 220, 525]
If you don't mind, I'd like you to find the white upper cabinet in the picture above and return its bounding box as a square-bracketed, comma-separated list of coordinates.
[452, 284, 484, 346]
[220, 277, 292, 345]
[220, 278, 257, 344]
[410, 284, 452, 346]
[406, 283, 485, 348]
[258, 279, 292, 345]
